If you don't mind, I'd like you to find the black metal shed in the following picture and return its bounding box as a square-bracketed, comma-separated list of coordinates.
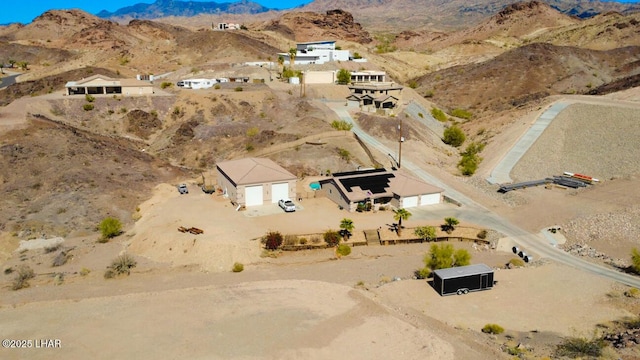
[432, 264, 494, 296]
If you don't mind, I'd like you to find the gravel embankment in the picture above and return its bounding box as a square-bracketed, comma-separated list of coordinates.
[465, 102, 640, 261]
[511, 103, 640, 182]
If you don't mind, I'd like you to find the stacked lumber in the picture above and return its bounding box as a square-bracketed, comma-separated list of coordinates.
[178, 226, 204, 235]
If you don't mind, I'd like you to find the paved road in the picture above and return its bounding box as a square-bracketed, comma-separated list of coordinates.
[323, 100, 640, 288]
[0, 73, 19, 89]
[487, 102, 569, 184]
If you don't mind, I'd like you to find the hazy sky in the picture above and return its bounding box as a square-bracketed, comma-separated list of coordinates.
[0, 0, 310, 25]
[1, 0, 638, 25]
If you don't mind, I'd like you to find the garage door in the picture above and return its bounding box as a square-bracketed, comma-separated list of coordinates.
[245, 185, 263, 206]
[402, 196, 418, 208]
[420, 193, 441, 206]
[271, 183, 289, 203]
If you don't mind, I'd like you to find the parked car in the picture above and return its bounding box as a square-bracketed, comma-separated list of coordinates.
[178, 184, 188, 194]
[278, 199, 296, 212]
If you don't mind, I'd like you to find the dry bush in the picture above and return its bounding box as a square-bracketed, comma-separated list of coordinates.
[104, 253, 137, 279]
[52, 250, 71, 267]
[283, 234, 298, 246]
[12, 265, 35, 290]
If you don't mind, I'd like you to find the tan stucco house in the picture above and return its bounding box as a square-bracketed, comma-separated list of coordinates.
[216, 158, 297, 207]
[319, 168, 443, 212]
[65, 74, 154, 96]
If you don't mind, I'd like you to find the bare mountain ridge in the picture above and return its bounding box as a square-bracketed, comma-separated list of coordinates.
[391, 0, 579, 52]
[301, 0, 640, 30]
[97, 0, 270, 20]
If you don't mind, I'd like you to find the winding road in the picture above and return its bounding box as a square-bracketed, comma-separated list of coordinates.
[323, 99, 640, 288]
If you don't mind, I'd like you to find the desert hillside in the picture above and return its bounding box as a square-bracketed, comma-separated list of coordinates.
[2, 2, 640, 359]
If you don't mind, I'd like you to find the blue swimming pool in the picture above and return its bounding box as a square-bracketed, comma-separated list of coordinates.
[309, 182, 321, 190]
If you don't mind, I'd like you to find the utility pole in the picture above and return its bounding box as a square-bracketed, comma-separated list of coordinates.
[398, 117, 404, 168]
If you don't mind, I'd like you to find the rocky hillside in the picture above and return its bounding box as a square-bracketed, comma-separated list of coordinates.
[301, 0, 640, 30]
[257, 9, 373, 43]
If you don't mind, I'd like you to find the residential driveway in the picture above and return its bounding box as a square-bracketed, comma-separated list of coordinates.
[0, 72, 19, 88]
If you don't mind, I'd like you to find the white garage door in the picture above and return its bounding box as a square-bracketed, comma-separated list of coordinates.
[271, 183, 289, 203]
[402, 196, 418, 208]
[420, 193, 441, 206]
[245, 185, 263, 206]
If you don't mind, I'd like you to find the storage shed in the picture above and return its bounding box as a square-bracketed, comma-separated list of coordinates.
[432, 264, 494, 296]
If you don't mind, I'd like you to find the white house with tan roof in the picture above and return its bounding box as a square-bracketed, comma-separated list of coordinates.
[216, 157, 297, 207]
[319, 168, 443, 212]
[65, 74, 154, 96]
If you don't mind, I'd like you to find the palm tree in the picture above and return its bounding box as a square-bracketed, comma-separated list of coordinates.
[339, 218, 354, 241]
[393, 208, 412, 235]
[442, 217, 459, 234]
[288, 48, 297, 70]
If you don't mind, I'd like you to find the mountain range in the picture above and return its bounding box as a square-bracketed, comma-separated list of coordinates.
[97, 0, 640, 30]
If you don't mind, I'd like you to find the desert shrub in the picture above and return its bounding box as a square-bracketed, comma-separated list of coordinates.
[324, 230, 341, 246]
[85, 94, 95, 102]
[336, 244, 351, 257]
[414, 226, 436, 242]
[336, 69, 351, 84]
[338, 148, 350, 161]
[310, 236, 321, 244]
[4, 267, 13, 275]
[482, 323, 504, 334]
[53, 273, 64, 285]
[299, 237, 308, 245]
[245, 143, 254, 152]
[160, 82, 173, 89]
[458, 142, 485, 176]
[83, 104, 94, 111]
[98, 217, 122, 241]
[52, 250, 71, 267]
[508, 258, 525, 267]
[232, 262, 244, 272]
[431, 107, 447, 122]
[214, 84, 221, 90]
[477, 229, 488, 239]
[424, 90, 435, 98]
[263, 231, 283, 250]
[246, 127, 259, 137]
[283, 234, 298, 246]
[408, 80, 418, 89]
[104, 253, 137, 278]
[451, 108, 472, 120]
[12, 265, 35, 290]
[631, 248, 640, 273]
[80, 267, 91, 276]
[625, 288, 640, 298]
[414, 267, 431, 279]
[555, 336, 606, 358]
[443, 126, 466, 147]
[331, 120, 353, 131]
[424, 243, 471, 271]
[234, 86, 243, 92]
[44, 244, 61, 253]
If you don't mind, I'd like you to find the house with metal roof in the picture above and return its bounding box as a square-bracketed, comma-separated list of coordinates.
[319, 168, 443, 212]
[65, 74, 154, 96]
[216, 158, 297, 208]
